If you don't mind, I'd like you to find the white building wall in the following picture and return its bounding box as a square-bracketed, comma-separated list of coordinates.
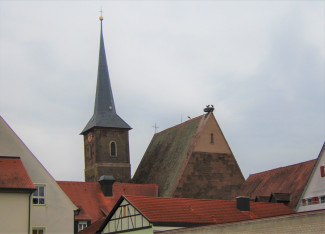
[0, 193, 31, 233]
[0, 116, 77, 233]
[297, 143, 325, 212]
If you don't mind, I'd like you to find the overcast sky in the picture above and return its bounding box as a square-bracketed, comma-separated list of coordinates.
[0, 1, 324, 181]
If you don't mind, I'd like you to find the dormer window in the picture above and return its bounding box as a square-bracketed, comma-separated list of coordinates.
[110, 141, 117, 157]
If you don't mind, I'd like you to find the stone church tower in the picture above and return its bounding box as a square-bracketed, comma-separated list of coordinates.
[81, 16, 131, 182]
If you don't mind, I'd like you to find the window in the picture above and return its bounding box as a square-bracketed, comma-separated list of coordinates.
[320, 196, 325, 204]
[110, 141, 117, 157]
[312, 196, 319, 204]
[32, 227, 45, 234]
[78, 221, 88, 232]
[307, 198, 312, 205]
[302, 199, 306, 206]
[320, 166, 325, 177]
[210, 133, 214, 144]
[33, 185, 45, 205]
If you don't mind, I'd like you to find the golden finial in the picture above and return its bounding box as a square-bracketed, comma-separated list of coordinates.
[99, 8, 103, 21]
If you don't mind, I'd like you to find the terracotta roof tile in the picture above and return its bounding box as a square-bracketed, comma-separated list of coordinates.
[0, 156, 35, 190]
[121, 195, 295, 225]
[57, 181, 157, 224]
[237, 159, 316, 208]
[79, 217, 106, 234]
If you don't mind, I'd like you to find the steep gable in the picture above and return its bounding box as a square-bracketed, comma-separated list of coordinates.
[133, 112, 244, 199]
[0, 116, 77, 233]
[132, 115, 203, 197]
[297, 142, 325, 212]
[238, 159, 316, 209]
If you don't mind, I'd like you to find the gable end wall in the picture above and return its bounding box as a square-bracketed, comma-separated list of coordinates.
[173, 152, 245, 200]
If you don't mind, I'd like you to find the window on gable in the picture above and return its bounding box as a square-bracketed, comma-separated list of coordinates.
[78, 221, 88, 232]
[33, 185, 45, 205]
[302, 199, 306, 206]
[32, 227, 45, 234]
[210, 133, 214, 144]
[320, 196, 325, 204]
[307, 198, 312, 205]
[312, 196, 319, 204]
[110, 141, 117, 157]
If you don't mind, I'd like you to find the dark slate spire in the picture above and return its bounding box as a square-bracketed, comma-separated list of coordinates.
[81, 16, 131, 134]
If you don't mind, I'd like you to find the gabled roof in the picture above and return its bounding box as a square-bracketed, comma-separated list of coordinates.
[297, 142, 325, 211]
[81, 17, 131, 134]
[237, 159, 316, 209]
[0, 156, 35, 191]
[57, 181, 157, 223]
[98, 195, 295, 232]
[132, 114, 206, 196]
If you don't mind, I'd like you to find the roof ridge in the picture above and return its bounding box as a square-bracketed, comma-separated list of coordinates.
[248, 158, 317, 176]
[155, 114, 205, 136]
[124, 194, 234, 203]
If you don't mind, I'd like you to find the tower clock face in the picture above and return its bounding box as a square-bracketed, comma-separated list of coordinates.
[88, 132, 93, 142]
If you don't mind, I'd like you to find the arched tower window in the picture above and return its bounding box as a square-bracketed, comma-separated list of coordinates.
[110, 141, 117, 157]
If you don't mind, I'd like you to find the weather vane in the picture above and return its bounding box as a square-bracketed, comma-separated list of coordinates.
[99, 7, 104, 20]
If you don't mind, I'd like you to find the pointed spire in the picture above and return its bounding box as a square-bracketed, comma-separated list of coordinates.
[81, 16, 131, 134]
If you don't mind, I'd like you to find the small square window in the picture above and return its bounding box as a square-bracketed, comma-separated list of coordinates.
[32, 227, 45, 234]
[320, 196, 325, 204]
[78, 221, 88, 232]
[307, 198, 312, 205]
[33, 185, 45, 205]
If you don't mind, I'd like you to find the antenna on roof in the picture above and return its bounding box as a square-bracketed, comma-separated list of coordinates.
[204, 105, 214, 113]
[152, 123, 159, 134]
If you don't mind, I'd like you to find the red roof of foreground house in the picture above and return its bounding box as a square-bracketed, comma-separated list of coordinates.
[57, 181, 157, 224]
[124, 195, 295, 225]
[237, 159, 317, 209]
[0, 156, 35, 191]
[96, 195, 295, 232]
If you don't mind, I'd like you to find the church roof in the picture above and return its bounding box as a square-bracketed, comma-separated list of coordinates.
[0, 156, 35, 191]
[132, 114, 204, 197]
[81, 17, 131, 134]
[237, 159, 316, 209]
[57, 181, 157, 223]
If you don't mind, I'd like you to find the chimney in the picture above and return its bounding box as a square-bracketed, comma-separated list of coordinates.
[98, 175, 116, 197]
[236, 196, 250, 211]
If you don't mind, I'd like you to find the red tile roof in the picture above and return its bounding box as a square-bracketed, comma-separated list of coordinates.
[79, 217, 106, 234]
[57, 181, 157, 223]
[237, 159, 317, 209]
[0, 156, 35, 190]
[96, 195, 295, 232]
[121, 195, 295, 226]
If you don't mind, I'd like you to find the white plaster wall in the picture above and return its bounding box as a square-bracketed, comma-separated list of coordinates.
[297, 145, 325, 212]
[0, 117, 77, 233]
[0, 193, 30, 233]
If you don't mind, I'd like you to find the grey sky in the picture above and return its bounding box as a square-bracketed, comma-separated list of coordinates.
[0, 1, 324, 181]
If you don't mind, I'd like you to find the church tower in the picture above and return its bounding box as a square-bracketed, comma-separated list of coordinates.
[81, 16, 131, 182]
